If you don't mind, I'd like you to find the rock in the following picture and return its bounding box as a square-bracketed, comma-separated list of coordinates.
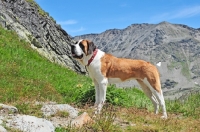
[6, 115, 55, 132]
[0, 104, 18, 113]
[0, 117, 7, 132]
[162, 79, 178, 89]
[0, 103, 85, 131]
[71, 112, 93, 128]
[41, 104, 78, 118]
[0, 125, 7, 132]
[48, 116, 70, 128]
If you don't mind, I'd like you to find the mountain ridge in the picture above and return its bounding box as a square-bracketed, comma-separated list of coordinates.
[74, 21, 200, 99]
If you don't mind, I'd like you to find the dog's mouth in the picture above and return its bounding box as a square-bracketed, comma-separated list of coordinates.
[72, 54, 83, 59]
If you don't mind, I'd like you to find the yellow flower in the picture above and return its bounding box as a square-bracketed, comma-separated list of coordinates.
[76, 84, 83, 88]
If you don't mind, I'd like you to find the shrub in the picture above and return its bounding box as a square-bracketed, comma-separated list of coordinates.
[75, 84, 148, 107]
[76, 84, 129, 106]
[166, 92, 200, 119]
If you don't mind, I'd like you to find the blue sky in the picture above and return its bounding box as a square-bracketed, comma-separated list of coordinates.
[35, 0, 200, 37]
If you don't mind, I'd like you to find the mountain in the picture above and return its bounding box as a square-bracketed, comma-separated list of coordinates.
[0, 0, 85, 73]
[74, 21, 200, 99]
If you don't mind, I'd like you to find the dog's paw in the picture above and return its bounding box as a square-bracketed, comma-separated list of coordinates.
[92, 114, 96, 118]
[161, 115, 167, 119]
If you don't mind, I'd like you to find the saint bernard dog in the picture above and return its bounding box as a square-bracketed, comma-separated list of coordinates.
[71, 39, 167, 119]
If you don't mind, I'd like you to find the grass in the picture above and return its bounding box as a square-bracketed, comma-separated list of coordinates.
[0, 25, 91, 105]
[166, 92, 200, 119]
[52, 111, 70, 118]
[25, 0, 56, 22]
[55, 101, 200, 132]
[76, 85, 152, 109]
[0, 25, 200, 131]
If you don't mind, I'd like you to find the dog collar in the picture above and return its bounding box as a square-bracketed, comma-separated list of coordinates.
[87, 49, 98, 66]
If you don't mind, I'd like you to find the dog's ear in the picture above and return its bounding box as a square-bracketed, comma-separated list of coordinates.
[87, 41, 96, 55]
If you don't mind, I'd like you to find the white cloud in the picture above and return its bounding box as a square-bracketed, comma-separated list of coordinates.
[70, 27, 86, 33]
[63, 27, 86, 34]
[57, 20, 86, 35]
[57, 20, 77, 25]
[150, 5, 200, 23]
[172, 5, 200, 19]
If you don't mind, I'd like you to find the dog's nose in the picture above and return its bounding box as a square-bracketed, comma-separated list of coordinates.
[71, 44, 76, 51]
[71, 44, 74, 48]
[71, 45, 76, 54]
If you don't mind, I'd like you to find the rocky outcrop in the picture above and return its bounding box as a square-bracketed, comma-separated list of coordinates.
[0, 0, 85, 73]
[41, 104, 78, 118]
[0, 103, 92, 131]
[74, 21, 200, 99]
[6, 115, 55, 132]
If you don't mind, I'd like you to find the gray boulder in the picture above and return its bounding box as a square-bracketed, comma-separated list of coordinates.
[41, 104, 79, 118]
[6, 115, 55, 132]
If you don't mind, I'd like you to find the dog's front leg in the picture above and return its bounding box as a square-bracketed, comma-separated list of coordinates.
[93, 79, 100, 107]
[95, 78, 108, 114]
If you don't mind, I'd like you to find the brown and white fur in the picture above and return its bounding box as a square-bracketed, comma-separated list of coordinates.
[71, 39, 167, 119]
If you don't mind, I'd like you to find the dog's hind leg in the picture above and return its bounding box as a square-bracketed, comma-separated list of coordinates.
[143, 78, 167, 119]
[136, 79, 160, 114]
[153, 89, 167, 119]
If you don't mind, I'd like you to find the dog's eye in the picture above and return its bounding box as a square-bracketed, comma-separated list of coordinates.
[79, 43, 85, 52]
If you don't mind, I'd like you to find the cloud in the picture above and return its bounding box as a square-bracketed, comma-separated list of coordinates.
[120, 3, 128, 7]
[57, 20, 86, 35]
[172, 5, 200, 19]
[64, 27, 86, 34]
[57, 20, 77, 25]
[70, 27, 86, 33]
[150, 5, 200, 23]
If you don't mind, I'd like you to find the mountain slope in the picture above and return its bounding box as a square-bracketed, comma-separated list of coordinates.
[0, 25, 91, 104]
[74, 21, 200, 99]
[0, 0, 85, 73]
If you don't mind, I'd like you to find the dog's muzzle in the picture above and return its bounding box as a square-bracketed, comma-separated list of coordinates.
[71, 44, 83, 59]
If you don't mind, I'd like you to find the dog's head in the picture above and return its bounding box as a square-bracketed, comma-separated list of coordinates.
[71, 39, 96, 59]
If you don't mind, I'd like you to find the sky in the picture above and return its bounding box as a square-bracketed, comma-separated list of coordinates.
[35, 0, 200, 37]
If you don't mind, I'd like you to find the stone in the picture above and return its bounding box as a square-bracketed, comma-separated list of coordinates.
[0, 103, 83, 130]
[41, 104, 78, 118]
[0, 104, 18, 113]
[71, 112, 93, 128]
[0, 125, 7, 132]
[6, 115, 55, 132]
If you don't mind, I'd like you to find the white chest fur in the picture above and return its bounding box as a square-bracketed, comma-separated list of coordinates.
[86, 50, 105, 81]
